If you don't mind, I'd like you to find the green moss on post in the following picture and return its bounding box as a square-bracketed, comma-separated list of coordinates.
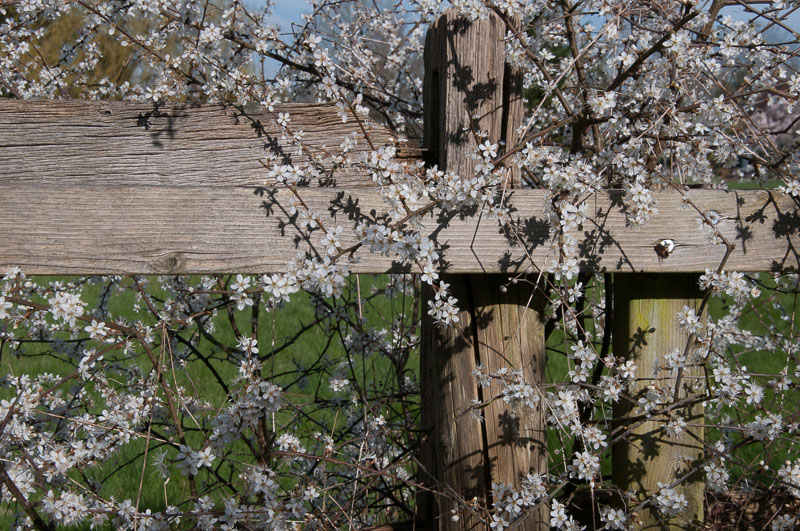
[612, 273, 705, 529]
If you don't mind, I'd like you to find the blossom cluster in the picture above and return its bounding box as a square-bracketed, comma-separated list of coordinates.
[1, 0, 800, 528]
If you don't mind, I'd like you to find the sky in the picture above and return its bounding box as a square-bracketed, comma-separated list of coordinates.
[270, 0, 308, 30]
[249, 1, 308, 76]
[253, 1, 799, 75]
[261, 0, 800, 31]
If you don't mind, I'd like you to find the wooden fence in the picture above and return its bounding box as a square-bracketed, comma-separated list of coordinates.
[1, 9, 799, 531]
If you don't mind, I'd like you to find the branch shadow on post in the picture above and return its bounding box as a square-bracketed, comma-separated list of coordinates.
[417, 10, 548, 530]
[612, 273, 705, 529]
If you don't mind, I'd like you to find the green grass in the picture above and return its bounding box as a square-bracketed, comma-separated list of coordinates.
[0, 273, 418, 528]
[2, 272, 797, 527]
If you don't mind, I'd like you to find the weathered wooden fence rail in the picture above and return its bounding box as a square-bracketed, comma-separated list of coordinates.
[1, 9, 800, 531]
[1, 183, 796, 274]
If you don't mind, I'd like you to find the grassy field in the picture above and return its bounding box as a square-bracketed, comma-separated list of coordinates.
[1, 271, 797, 527]
[1, 273, 419, 527]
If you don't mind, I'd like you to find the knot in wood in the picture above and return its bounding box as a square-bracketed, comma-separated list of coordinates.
[159, 252, 184, 273]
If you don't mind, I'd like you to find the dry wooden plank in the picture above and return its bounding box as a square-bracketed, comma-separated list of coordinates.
[0, 100, 409, 188]
[419, 10, 547, 530]
[470, 275, 547, 529]
[419, 10, 504, 528]
[0, 186, 797, 275]
[419, 276, 487, 529]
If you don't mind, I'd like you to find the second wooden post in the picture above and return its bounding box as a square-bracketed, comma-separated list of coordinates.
[612, 273, 705, 529]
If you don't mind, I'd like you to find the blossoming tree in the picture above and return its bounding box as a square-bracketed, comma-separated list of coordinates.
[1, 0, 800, 530]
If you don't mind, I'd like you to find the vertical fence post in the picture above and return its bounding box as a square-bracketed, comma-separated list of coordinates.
[612, 273, 705, 529]
[419, 10, 547, 529]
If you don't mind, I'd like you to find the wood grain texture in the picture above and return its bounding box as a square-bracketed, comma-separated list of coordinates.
[420, 274, 548, 530]
[419, 10, 547, 530]
[420, 11, 506, 527]
[420, 275, 488, 530]
[470, 275, 547, 530]
[0, 100, 411, 188]
[0, 186, 796, 276]
[612, 274, 705, 529]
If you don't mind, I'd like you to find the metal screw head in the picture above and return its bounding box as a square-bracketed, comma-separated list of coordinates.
[654, 239, 675, 258]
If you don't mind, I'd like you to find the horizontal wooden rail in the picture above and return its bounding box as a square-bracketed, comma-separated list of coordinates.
[0, 100, 414, 188]
[1, 185, 797, 274]
[1, 100, 798, 275]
